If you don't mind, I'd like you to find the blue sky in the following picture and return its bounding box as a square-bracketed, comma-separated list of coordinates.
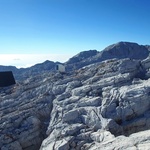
[0, 0, 150, 67]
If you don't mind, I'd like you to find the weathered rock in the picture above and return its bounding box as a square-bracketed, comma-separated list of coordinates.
[89, 129, 150, 150]
[1, 44, 150, 150]
[40, 57, 150, 149]
[0, 74, 55, 150]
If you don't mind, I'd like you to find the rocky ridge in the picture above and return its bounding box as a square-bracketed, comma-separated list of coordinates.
[66, 42, 150, 70]
[0, 61, 60, 80]
[1, 42, 150, 149]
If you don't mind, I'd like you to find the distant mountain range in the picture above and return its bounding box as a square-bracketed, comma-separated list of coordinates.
[66, 41, 149, 70]
[0, 41, 150, 80]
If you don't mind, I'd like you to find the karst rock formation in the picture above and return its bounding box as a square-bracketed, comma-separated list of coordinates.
[1, 42, 150, 150]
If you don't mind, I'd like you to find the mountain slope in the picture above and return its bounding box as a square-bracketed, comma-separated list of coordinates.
[100, 41, 149, 60]
[66, 50, 98, 64]
[66, 41, 150, 70]
[0, 60, 60, 80]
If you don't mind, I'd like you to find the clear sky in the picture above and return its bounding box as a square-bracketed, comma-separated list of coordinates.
[0, 0, 150, 67]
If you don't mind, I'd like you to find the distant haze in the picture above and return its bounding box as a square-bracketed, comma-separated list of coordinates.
[0, 54, 73, 68]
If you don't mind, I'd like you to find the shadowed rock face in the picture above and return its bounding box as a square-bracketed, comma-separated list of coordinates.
[66, 50, 99, 64]
[1, 42, 150, 150]
[101, 42, 149, 60]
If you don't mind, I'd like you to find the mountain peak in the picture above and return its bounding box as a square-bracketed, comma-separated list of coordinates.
[66, 50, 99, 64]
[102, 41, 149, 59]
[104, 41, 140, 51]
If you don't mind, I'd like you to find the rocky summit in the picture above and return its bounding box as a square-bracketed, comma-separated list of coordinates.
[1, 42, 150, 150]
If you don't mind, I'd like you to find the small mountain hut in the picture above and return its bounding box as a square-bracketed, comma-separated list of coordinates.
[56, 64, 66, 73]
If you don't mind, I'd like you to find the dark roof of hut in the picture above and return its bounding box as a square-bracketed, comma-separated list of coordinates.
[0, 71, 16, 87]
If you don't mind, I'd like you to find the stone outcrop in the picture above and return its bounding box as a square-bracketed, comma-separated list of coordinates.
[89, 129, 150, 150]
[40, 57, 150, 150]
[0, 73, 55, 150]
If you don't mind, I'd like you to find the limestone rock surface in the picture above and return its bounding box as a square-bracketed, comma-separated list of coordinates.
[1, 43, 150, 150]
[40, 57, 150, 150]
